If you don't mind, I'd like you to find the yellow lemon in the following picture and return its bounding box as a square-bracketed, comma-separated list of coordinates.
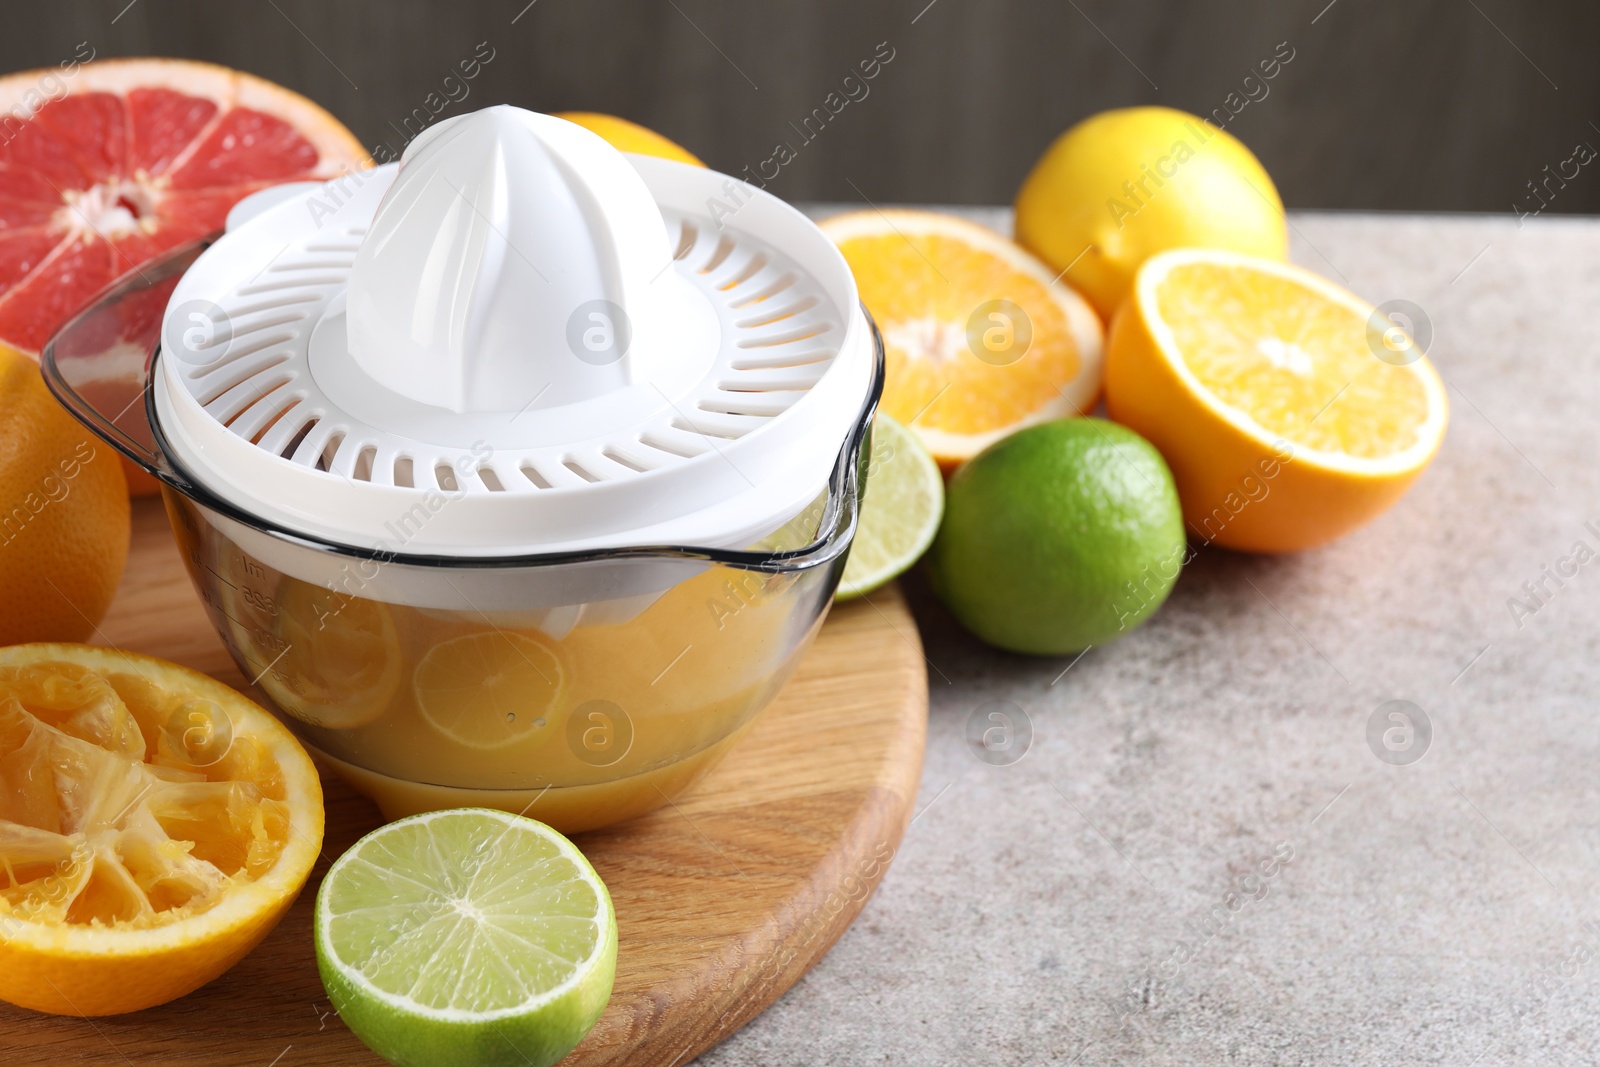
[1014, 106, 1288, 320]
[553, 111, 704, 166]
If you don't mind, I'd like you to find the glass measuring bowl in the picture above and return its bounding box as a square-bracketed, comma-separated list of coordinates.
[44, 240, 883, 833]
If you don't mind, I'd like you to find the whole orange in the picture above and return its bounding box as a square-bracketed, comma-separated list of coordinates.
[0, 348, 129, 644]
[553, 111, 705, 166]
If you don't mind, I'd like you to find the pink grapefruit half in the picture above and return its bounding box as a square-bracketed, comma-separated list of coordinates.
[0, 57, 367, 492]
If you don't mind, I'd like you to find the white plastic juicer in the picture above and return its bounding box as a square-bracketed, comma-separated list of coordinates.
[43, 105, 882, 832]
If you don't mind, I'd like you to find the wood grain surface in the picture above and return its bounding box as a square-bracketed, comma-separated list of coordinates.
[0, 498, 929, 1066]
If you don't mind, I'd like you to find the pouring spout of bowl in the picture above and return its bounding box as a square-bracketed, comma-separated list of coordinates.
[40, 236, 214, 493]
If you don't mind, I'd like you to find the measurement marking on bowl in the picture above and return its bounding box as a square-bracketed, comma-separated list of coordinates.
[652, 643, 693, 685]
[249, 645, 293, 686]
[203, 563, 236, 589]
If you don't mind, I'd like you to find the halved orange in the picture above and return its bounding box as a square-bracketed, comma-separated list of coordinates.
[0, 643, 323, 1015]
[1106, 249, 1447, 552]
[820, 210, 1103, 467]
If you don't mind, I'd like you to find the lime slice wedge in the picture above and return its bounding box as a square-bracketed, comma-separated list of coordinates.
[314, 808, 617, 1067]
[836, 413, 944, 600]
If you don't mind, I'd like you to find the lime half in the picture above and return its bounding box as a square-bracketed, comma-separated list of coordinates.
[315, 808, 617, 1067]
[837, 413, 944, 600]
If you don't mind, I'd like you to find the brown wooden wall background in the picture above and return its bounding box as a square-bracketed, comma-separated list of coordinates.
[7, 0, 1595, 214]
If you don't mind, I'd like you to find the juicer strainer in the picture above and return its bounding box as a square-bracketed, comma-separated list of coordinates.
[156, 104, 876, 557]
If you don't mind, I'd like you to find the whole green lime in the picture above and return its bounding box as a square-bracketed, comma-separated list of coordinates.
[928, 418, 1186, 655]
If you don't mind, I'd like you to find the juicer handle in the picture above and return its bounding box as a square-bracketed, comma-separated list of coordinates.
[40, 237, 213, 490]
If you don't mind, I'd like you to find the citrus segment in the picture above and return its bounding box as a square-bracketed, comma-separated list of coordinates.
[1106, 249, 1448, 553]
[414, 632, 565, 750]
[168, 106, 322, 188]
[0, 643, 323, 1015]
[821, 209, 1103, 466]
[128, 86, 220, 174]
[315, 809, 616, 1067]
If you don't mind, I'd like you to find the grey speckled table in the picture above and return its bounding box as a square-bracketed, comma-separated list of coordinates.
[699, 209, 1600, 1066]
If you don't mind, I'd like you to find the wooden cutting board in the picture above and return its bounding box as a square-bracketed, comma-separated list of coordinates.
[1, 499, 929, 1066]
